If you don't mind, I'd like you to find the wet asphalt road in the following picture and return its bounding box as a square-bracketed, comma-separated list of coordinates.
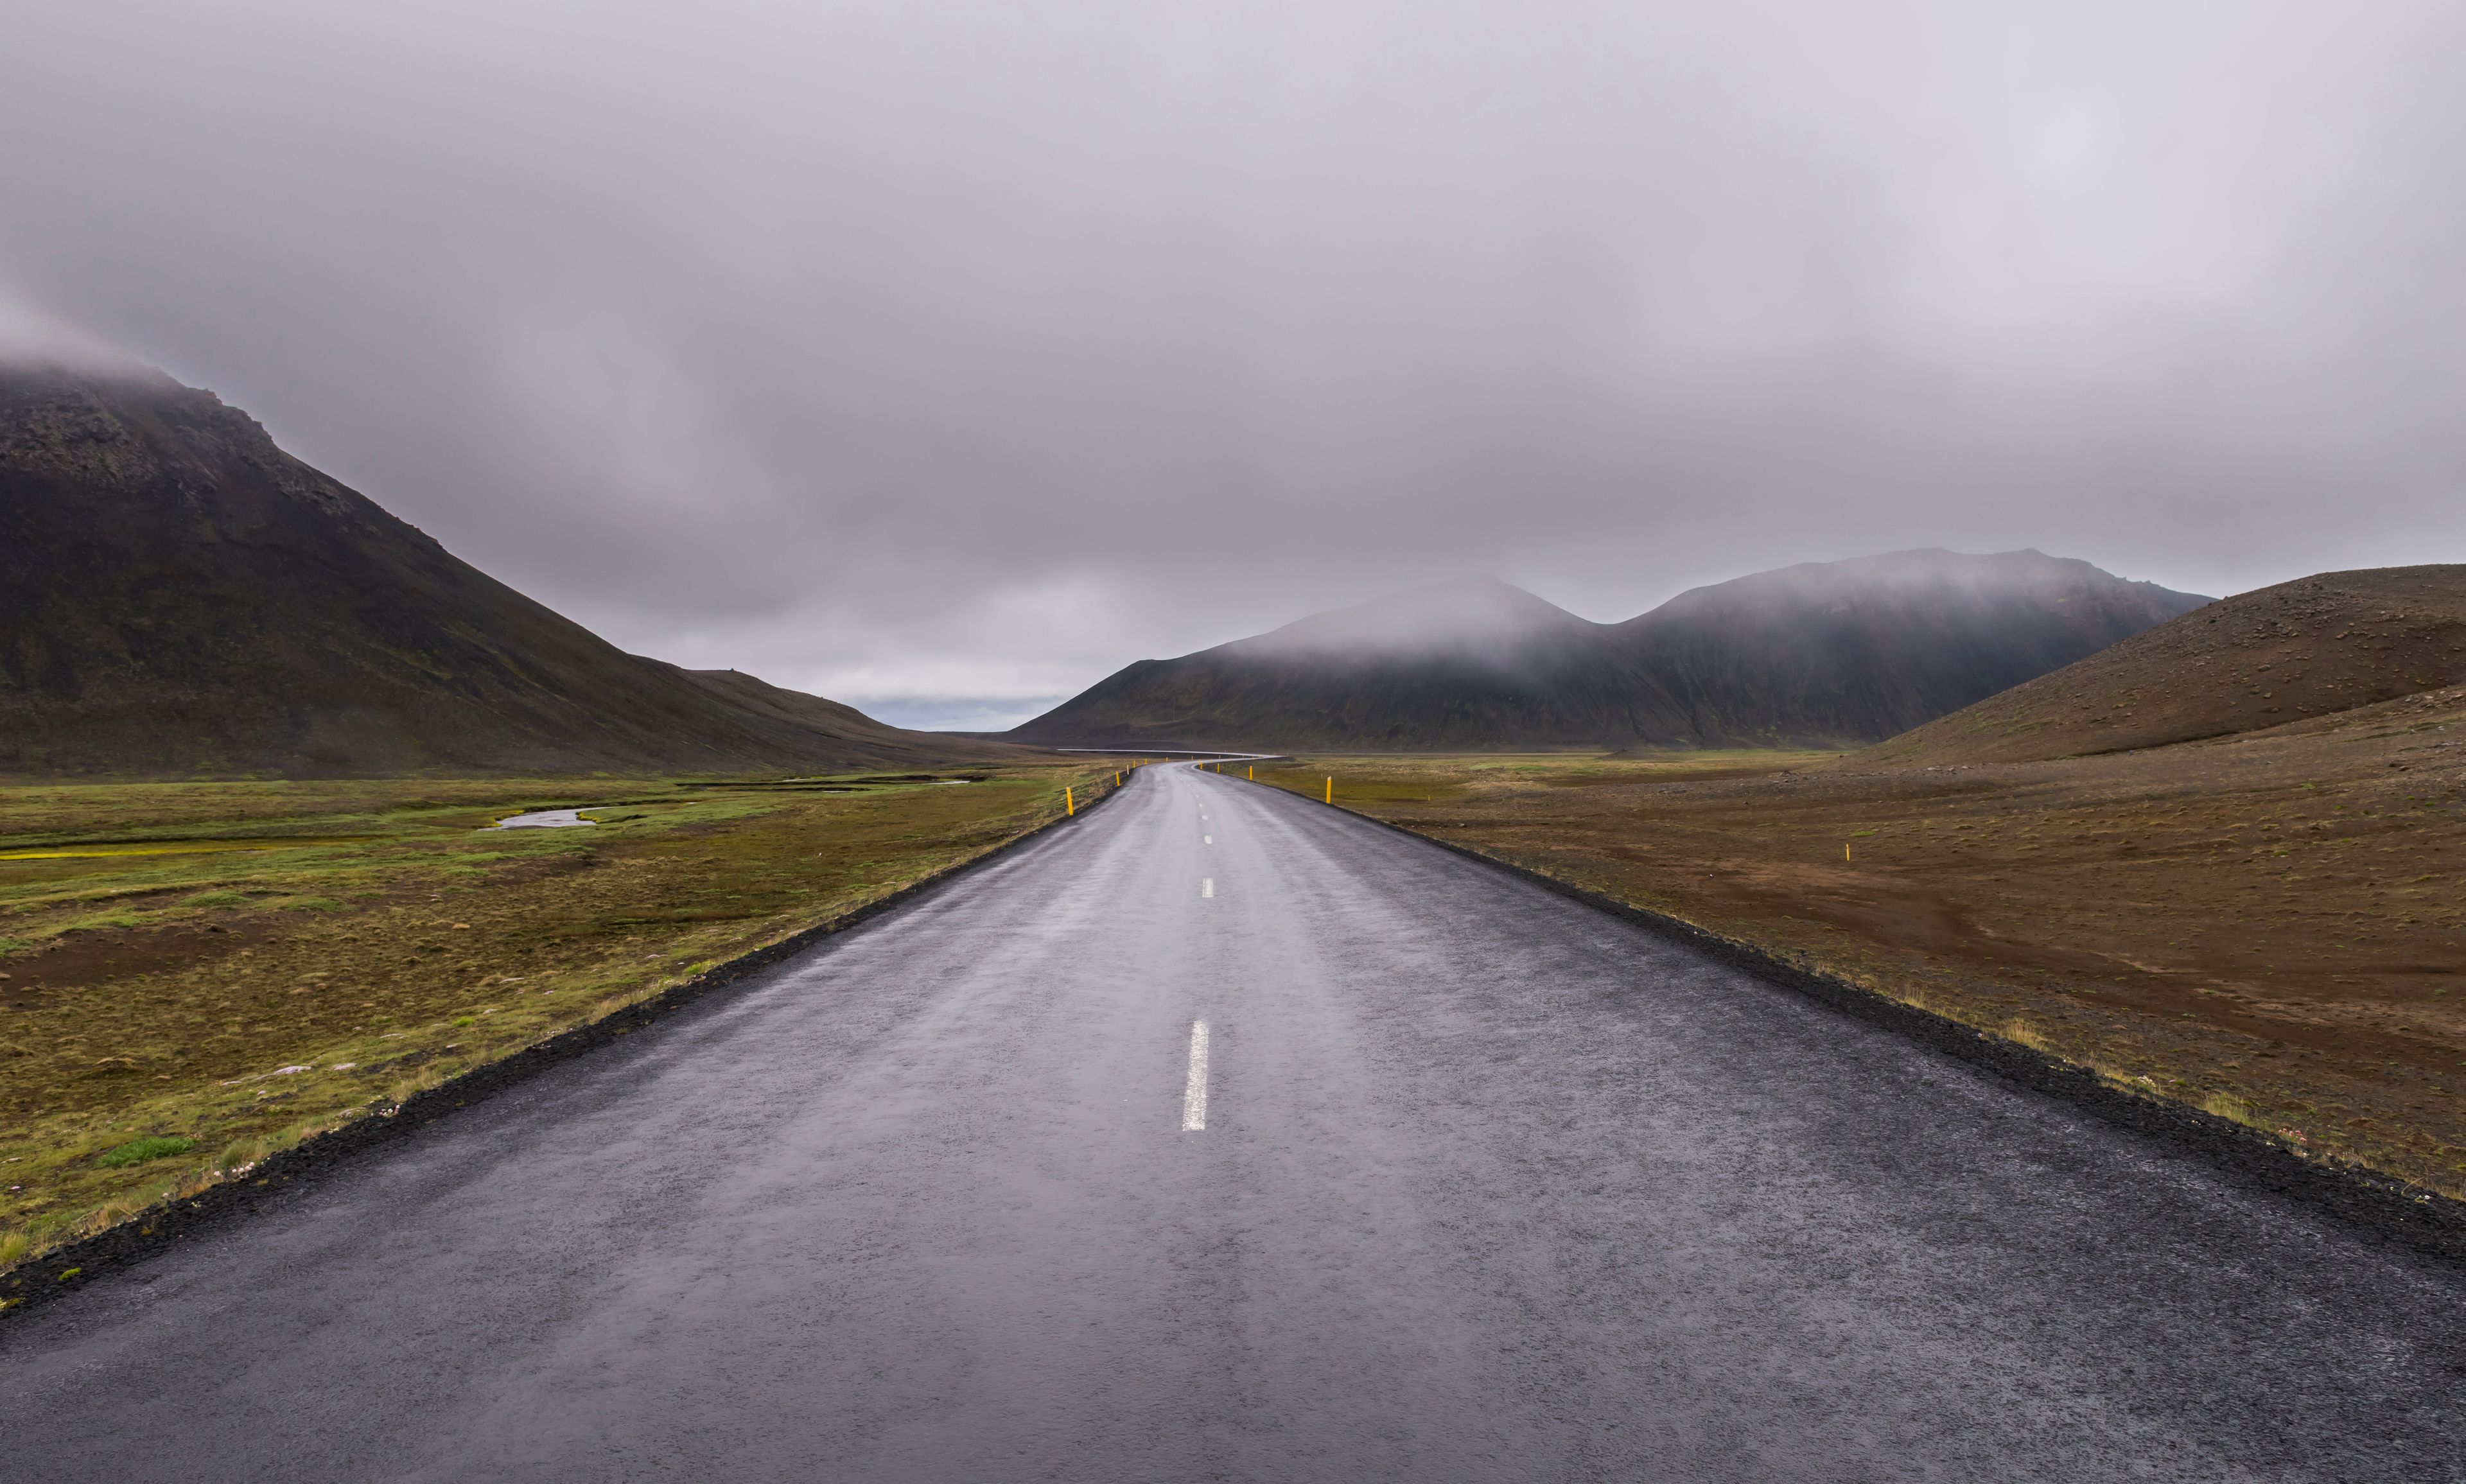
[6, 763, 2463, 1482]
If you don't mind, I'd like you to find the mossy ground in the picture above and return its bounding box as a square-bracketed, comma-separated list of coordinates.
[0, 763, 1127, 1270]
[1250, 707, 2466, 1196]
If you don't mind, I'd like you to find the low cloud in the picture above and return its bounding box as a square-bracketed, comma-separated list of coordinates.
[3, 1, 2460, 724]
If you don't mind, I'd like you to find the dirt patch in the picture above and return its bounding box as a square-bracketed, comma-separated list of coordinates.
[4, 920, 270, 1007]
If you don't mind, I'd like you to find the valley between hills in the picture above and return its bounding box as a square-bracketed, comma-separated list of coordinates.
[4, 356, 2463, 1284]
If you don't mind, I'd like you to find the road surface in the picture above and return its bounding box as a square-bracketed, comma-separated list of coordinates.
[6, 764, 2462, 1481]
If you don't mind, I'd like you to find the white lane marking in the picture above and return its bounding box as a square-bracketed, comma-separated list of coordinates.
[1202, 877, 1214, 897]
[1182, 1020, 1210, 1130]
[1203, 835, 1212, 844]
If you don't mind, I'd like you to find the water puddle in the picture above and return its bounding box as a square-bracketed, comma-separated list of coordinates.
[489, 808, 598, 830]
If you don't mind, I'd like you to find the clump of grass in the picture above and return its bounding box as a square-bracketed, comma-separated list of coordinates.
[182, 889, 249, 908]
[277, 895, 345, 912]
[68, 912, 146, 932]
[451, 1016, 477, 1027]
[95, 1135, 195, 1168]
[217, 1136, 269, 1174]
[164, 1167, 222, 1203]
[385, 1067, 446, 1106]
[2201, 1090, 2259, 1126]
[72, 1194, 148, 1239]
[1999, 1018, 2053, 1054]
[0, 1229, 30, 1270]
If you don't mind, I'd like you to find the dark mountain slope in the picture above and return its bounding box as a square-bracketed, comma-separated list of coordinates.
[0, 362, 1017, 777]
[1871, 566, 2466, 764]
[1620, 549, 2213, 747]
[1007, 579, 1676, 751]
[1009, 552, 2210, 752]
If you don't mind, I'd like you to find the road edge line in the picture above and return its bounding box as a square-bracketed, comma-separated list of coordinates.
[1217, 772, 2466, 1263]
[1, 770, 1139, 1322]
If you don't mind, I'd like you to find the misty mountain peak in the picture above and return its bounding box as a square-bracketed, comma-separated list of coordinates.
[1014, 550, 2210, 750]
[1647, 548, 2182, 622]
[1227, 577, 1596, 663]
[3, 363, 305, 504]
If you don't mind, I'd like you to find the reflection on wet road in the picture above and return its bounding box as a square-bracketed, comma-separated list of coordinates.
[6, 764, 2462, 1481]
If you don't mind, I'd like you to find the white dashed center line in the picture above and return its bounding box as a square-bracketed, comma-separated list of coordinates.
[1202, 878, 1214, 898]
[1182, 1020, 1210, 1131]
[1204, 835, 1212, 844]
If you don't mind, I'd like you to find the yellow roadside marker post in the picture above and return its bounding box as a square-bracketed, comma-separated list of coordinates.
[1248, 765, 1254, 780]
[1325, 777, 1333, 805]
[1844, 841, 1851, 862]
[1067, 787, 1075, 816]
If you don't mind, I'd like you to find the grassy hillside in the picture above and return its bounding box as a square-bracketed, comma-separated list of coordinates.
[1876, 566, 2466, 764]
[1011, 552, 2207, 752]
[0, 362, 1015, 778]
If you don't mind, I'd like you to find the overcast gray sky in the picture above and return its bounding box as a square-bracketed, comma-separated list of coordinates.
[4, 2, 2461, 728]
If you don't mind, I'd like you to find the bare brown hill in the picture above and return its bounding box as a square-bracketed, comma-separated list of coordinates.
[1873, 566, 2466, 765]
[0, 361, 1019, 778]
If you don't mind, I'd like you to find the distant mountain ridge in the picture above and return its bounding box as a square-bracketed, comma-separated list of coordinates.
[1615, 550, 2211, 747]
[1010, 552, 2211, 751]
[1227, 578, 1596, 665]
[0, 362, 1017, 777]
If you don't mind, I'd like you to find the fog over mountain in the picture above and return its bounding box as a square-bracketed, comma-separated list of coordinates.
[3, 3, 2462, 725]
[1012, 551, 2208, 751]
[1229, 581, 1598, 668]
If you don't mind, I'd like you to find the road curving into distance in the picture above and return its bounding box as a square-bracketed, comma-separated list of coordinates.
[6, 763, 2462, 1481]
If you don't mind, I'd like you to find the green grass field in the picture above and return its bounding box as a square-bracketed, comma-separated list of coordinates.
[0, 762, 1130, 1274]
